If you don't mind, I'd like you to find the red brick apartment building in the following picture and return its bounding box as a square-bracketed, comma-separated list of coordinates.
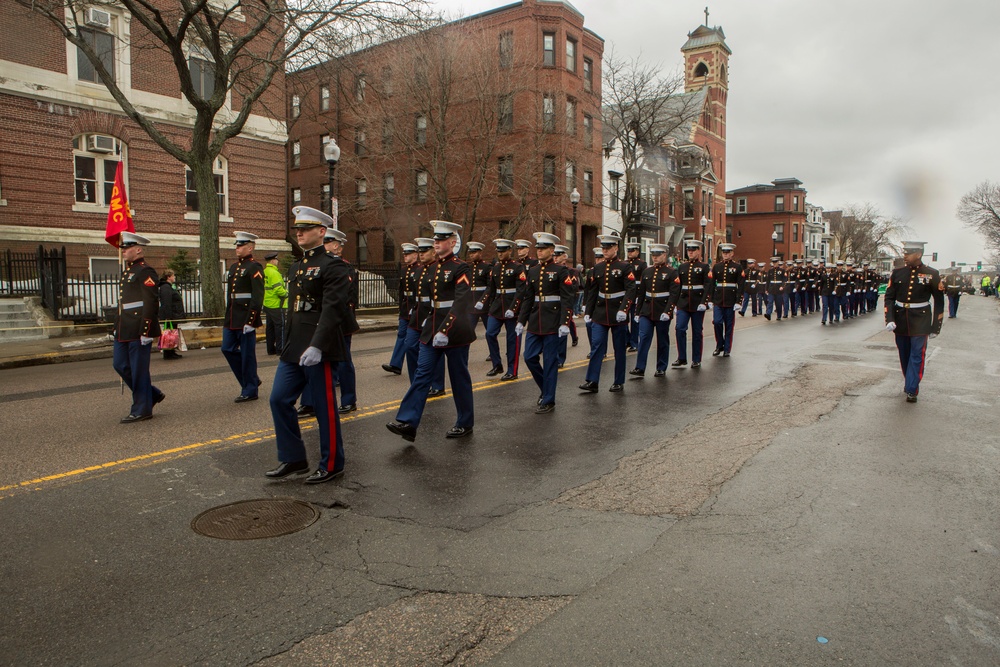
[287, 0, 604, 266]
[0, 2, 288, 277]
[726, 178, 809, 261]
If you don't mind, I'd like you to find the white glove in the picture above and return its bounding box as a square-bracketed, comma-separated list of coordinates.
[140, 336, 155, 346]
[515, 323, 525, 336]
[558, 324, 570, 337]
[633, 315, 640, 323]
[432, 332, 449, 347]
[299, 346, 322, 366]
[584, 315, 591, 324]
[697, 304, 707, 312]
[707, 302, 714, 309]
[474, 302, 484, 311]
[616, 311, 627, 322]
[660, 312, 670, 322]
[885, 322, 897, 332]
[793, 289, 798, 293]
[504, 309, 515, 319]
[243, 324, 256, 334]
[929, 332, 938, 339]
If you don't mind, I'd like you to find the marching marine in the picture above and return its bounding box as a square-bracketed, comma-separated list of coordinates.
[222, 231, 264, 403]
[672, 240, 711, 368]
[630, 243, 680, 377]
[580, 235, 637, 392]
[480, 238, 524, 380]
[709, 242, 745, 357]
[382, 242, 420, 375]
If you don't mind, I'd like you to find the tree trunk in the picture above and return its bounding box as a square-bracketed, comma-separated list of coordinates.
[189, 157, 224, 318]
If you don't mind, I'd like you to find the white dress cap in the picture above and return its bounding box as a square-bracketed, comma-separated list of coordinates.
[533, 231, 560, 247]
[291, 206, 333, 228]
[431, 220, 462, 239]
[234, 231, 259, 245]
[120, 232, 150, 247]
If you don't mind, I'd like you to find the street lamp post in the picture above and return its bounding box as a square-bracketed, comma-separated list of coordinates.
[772, 230, 779, 258]
[700, 215, 708, 258]
[570, 187, 580, 263]
[323, 137, 341, 219]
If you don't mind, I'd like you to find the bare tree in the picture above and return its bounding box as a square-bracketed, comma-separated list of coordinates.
[957, 181, 1000, 254]
[829, 202, 909, 262]
[17, 0, 426, 315]
[602, 50, 702, 229]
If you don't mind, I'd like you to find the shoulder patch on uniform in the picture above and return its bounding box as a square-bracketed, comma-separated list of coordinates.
[253, 271, 262, 279]
[674, 276, 681, 283]
[144, 277, 156, 287]
[564, 276, 573, 285]
[707, 272, 713, 279]
[627, 272, 635, 281]
[457, 274, 469, 285]
[519, 272, 527, 281]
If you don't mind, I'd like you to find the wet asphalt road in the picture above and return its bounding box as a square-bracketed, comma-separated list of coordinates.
[1, 299, 998, 665]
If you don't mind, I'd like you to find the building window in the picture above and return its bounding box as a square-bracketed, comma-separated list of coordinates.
[415, 114, 427, 146]
[737, 197, 747, 214]
[543, 155, 556, 193]
[792, 224, 799, 243]
[775, 195, 785, 212]
[291, 94, 300, 118]
[185, 157, 228, 215]
[382, 120, 393, 150]
[499, 94, 514, 133]
[382, 233, 395, 262]
[544, 220, 555, 234]
[381, 66, 392, 96]
[705, 190, 714, 220]
[499, 31, 513, 69]
[609, 175, 620, 211]
[356, 232, 368, 263]
[565, 37, 577, 73]
[668, 191, 675, 218]
[354, 128, 366, 157]
[291, 140, 300, 168]
[583, 58, 593, 92]
[565, 97, 576, 135]
[499, 220, 515, 238]
[565, 160, 576, 193]
[583, 114, 593, 148]
[189, 56, 215, 99]
[565, 222, 576, 262]
[583, 170, 593, 204]
[542, 94, 555, 132]
[321, 184, 330, 211]
[72, 134, 125, 207]
[793, 195, 799, 211]
[498, 155, 514, 193]
[383, 173, 395, 206]
[725, 199, 733, 215]
[76, 26, 115, 85]
[320, 85, 330, 111]
[354, 74, 366, 102]
[683, 188, 695, 219]
[774, 223, 784, 242]
[291, 187, 301, 204]
[415, 170, 428, 202]
[355, 178, 367, 208]
[90, 257, 122, 279]
[543, 32, 555, 67]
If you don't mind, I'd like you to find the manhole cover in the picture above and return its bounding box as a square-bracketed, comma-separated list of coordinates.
[812, 354, 860, 363]
[191, 498, 319, 540]
[866, 344, 895, 350]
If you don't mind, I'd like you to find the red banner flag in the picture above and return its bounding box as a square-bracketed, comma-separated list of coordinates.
[105, 161, 134, 247]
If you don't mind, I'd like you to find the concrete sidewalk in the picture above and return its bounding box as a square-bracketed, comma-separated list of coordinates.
[0, 310, 400, 370]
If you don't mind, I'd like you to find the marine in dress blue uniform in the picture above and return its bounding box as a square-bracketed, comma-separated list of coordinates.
[222, 231, 264, 402]
[943, 268, 964, 318]
[624, 242, 647, 351]
[580, 235, 637, 392]
[819, 263, 835, 324]
[515, 239, 539, 269]
[738, 259, 760, 317]
[630, 244, 679, 377]
[517, 233, 575, 413]
[387, 221, 476, 441]
[883, 241, 945, 402]
[553, 244, 580, 366]
[383, 243, 420, 374]
[466, 242, 491, 333]
[709, 242, 745, 357]
[764, 258, 786, 321]
[672, 240, 711, 368]
[583, 247, 604, 357]
[324, 228, 360, 413]
[112, 232, 164, 423]
[266, 207, 353, 484]
[480, 238, 525, 379]
[406, 239, 447, 395]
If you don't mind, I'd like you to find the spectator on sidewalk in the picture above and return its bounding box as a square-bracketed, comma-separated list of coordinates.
[262, 251, 288, 355]
[157, 269, 185, 360]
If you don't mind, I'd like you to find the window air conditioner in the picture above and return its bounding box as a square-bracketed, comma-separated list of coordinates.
[87, 134, 116, 153]
[85, 8, 112, 29]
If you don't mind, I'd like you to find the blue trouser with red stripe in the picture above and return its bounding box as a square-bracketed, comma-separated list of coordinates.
[221, 327, 260, 398]
[396, 343, 474, 429]
[524, 332, 562, 406]
[585, 322, 628, 385]
[485, 315, 521, 375]
[270, 359, 344, 473]
[895, 333, 928, 396]
[712, 305, 736, 353]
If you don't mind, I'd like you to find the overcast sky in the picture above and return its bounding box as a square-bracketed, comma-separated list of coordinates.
[434, 0, 999, 267]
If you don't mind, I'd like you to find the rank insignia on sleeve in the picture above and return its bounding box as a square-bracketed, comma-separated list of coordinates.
[253, 271, 262, 279]
[519, 272, 526, 281]
[457, 274, 469, 285]
[144, 277, 156, 286]
[564, 277, 573, 285]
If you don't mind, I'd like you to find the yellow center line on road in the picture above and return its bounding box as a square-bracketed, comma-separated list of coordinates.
[0, 357, 594, 499]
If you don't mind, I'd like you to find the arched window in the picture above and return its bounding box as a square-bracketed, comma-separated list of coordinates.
[694, 62, 709, 78]
[72, 134, 126, 208]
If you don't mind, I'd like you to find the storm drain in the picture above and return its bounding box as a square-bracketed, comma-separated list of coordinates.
[866, 344, 896, 350]
[191, 498, 320, 540]
[812, 354, 860, 363]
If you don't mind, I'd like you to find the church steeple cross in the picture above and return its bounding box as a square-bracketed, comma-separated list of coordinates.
[704, 6, 710, 25]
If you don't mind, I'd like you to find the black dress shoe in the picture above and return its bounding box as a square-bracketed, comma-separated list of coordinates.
[120, 413, 151, 424]
[905, 393, 918, 403]
[609, 384, 624, 392]
[339, 404, 357, 413]
[535, 403, 555, 414]
[537, 395, 544, 406]
[386, 421, 417, 442]
[304, 468, 345, 484]
[578, 381, 598, 393]
[653, 370, 666, 377]
[629, 368, 644, 376]
[738, 311, 744, 317]
[712, 348, 723, 356]
[235, 394, 258, 403]
[671, 360, 687, 368]
[296, 405, 315, 417]
[381, 364, 402, 375]
[572, 339, 578, 346]
[500, 373, 517, 381]
[722, 351, 730, 357]
[264, 460, 309, 478]
[626, 346, 637, 352]
[153, 392, 166, 406]
[764, 314, 771, 321]
[691, 362, 701, 369]
[486, 365, 504, 377]
[428, 388, 446, 397]
[586, 353, 592, 359]
[446, 426, 473, 439]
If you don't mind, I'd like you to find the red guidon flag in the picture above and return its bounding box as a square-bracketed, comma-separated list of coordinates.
[105, 161, 134, 247]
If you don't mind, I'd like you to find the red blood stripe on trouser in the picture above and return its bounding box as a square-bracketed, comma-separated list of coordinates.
[917, 335, 928, 383]
[323, 361, 339, 471]
[512, 330, 521, 376]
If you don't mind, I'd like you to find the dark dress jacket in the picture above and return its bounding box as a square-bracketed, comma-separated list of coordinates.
[635, 265, 680, 320]
[517, 259, 574, 335]
[709, 260, 746, 308]
[673, 261, 711, 312]
[116, 258, 161, 342]
[280, 245, 352, 364]
[224, 256, 264, 329]
[482, 258, 526, 319]
[420, 253, 476, 347]
[883, 263, 944, 336]
[584, 259, 637, 326]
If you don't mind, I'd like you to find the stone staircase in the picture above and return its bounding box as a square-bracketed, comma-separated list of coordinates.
[0, 298, 61, 342]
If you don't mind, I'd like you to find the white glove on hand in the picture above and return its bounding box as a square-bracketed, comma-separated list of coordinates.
[584, 315, 592, 324]
[299, 346, 322, 366]
[140, 336, 155, 346]
[616, 311, 627, 323]
[697, 304, 707, 312]
[243, 324, 256, 334]
[660, 312, 671, 322]
[432, 332, 449, 347]
[558, 324, 570, 337]
[474, 302, 484, 311]
[633, 315, 640, 323]
[885, 322, 897, 332]
[504, 309, 515, 319]
[929, 332, 938, 339]
[515, 323, 525, 336]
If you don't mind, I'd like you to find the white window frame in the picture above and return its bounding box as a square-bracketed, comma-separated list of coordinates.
[291, 94, 300, 118]
[565, 37, 577, 73]
[737, 197, 747, 214]
[71, 133, 127, 213]
[183, 156, 232, 222]
[725, 199, 733, 214]
[89, 256, 122, 279]
[320, 85, 330, 111]
[291, 188, 301, 204]
[66, 7, 132, 95]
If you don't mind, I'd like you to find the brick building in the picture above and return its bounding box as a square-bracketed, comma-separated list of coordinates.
[0, 2, 288, 278]
[726, 178, 809, 261]
[286, 0, 604, 266]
